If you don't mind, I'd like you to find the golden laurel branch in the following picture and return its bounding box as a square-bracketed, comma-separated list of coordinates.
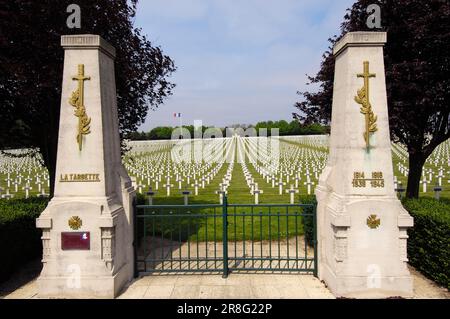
[355, 88, 378, 145]
[69, 64, 91, 151]
[355, 61, 378, 149]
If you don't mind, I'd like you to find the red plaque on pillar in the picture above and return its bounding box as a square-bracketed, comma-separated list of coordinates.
[61, 232, 90, 250]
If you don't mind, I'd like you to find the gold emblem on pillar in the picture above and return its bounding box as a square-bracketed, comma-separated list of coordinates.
[69, 64, 91, 151]
[367, 214, 381, 229]
[68, 216, 83, 230]
[355, 61, 378, 150]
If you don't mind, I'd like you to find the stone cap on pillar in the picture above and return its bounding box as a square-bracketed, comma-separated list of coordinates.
[61, 34, 116, 59]
[333, 31, 387, 57]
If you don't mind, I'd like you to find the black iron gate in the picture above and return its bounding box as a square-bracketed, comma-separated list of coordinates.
[134, 196, 317, 278]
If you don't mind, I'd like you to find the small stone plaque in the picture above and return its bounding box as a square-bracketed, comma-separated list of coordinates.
[61, 232, 90, 250]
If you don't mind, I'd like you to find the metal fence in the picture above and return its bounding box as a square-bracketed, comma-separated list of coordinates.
[134, 196, 317, 278]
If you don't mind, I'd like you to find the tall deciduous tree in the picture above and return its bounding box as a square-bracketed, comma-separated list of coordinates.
[0, 0, 176, 195]
[294, 0, 450, 198]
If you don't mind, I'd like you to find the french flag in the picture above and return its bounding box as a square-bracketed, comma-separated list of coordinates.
[173, 112, 181, 118]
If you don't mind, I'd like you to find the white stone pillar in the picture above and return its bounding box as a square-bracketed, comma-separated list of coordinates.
[315, 32, 413, 298]
[36, 35, 135, 298]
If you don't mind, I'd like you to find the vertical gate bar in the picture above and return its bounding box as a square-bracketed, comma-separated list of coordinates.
[214, 207, 217, 269]
[259, 211, 263, 269]
[170, 211, 173, 270]
[160, 210, 164, 270]
[304, 206, 308, 270]
[187, 212, 191, 271]
[286, 206, 289, 269]
[205, 209, 208, 269]
[269, 207, 272, 269]
[196, 212, 199, 270]
[178, 211, 182, 270]
[251, 206, 254, 269]
[133, 199, 138, 277]
[242, 211, 246, 269]
[313, 203, 318, 277]
[295, 210, 299, 269]
[234, 207, 237, 268]
[143, 215, 147, 273]
[222, 196, 229, 278]
[152, 213, 155, 271]
[277, 211, 281, 269]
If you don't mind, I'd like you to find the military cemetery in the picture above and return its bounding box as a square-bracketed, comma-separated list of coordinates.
[2, 136, 449, 205]
[0, 0, 448, 304]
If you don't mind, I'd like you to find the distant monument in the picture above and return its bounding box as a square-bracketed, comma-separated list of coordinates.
[36, 35, 135, 298]
[315, 32, 414, 298]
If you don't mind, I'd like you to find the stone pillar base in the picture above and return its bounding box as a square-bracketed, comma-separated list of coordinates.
[320, 263, 413, 298]
[37, 264, 131, 299]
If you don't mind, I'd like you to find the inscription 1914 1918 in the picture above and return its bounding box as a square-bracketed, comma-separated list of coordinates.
[352, 171, 385, 188]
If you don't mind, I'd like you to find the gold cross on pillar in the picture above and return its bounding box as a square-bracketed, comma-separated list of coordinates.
[355, 61, 378, 150]
[69, 64, 91, 151]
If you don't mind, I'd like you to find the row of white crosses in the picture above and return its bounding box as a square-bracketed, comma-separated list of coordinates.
[126, 139, 183, 194]
[241, 136, 327, 198]
[127, 139, 173, 156]
[425, 140, 450, 189]
[420, 140, 450, 193]
[420, 167, 448, 192]
[1, 137, 447, 201]
[0, 150, 50, 199]
[392, 140, 450, 193]
[240, 136, 286, 200]
[239, 136, 324, 203]
[277, 138, 326, 195]
[236, 136, 262, 204]
[216, 139, 235, 204]
[125, 138, 234, 200]
[216, 163, 233, 204]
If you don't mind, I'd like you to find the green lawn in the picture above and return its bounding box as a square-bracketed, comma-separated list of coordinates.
[1, 137, 448, 244]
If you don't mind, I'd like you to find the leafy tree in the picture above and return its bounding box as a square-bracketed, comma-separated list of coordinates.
[254, 120, 328, 136]
[275, 120, 290, 135]
[288, 120, 301, 135]
[306, 123, 328, 135]
[293, 0, 450, 198]
[147, 127, 173, 140]
[0, 0, 176, 195]
[127, 120, 329, 141]
[126, 131, 148, 141]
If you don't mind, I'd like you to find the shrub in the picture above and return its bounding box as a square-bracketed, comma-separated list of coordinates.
[403, 197, 450, 290]
[136, 192, 146, 205]
[299, 195, 317, 247]
[0, 198, 48, 283]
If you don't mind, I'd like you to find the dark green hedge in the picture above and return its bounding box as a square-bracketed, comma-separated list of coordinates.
[0, 198, 48, 283]
[299, 195, 317, 247]
[403, 197, 450, 290]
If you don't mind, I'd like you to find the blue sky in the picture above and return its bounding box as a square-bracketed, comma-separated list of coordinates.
[134, 0, 355, 130]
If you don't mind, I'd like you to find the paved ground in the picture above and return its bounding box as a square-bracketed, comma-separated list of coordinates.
[118, 273, 333, 299]
[1, 259, 448, 299]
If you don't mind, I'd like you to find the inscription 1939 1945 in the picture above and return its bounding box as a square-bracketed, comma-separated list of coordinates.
[352, 171, 384, 188]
